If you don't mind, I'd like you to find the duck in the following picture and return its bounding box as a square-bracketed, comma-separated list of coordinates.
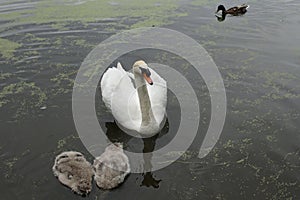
[52, 151, 94, 196]
[100, 60, 167, 137]
[93, 143, 130, 190]
[216, 4, 249, 16]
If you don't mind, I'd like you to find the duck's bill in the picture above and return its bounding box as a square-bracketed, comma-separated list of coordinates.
[143, 73, 153, 85]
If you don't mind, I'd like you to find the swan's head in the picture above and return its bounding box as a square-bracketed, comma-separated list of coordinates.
[133, 60, 153, 85]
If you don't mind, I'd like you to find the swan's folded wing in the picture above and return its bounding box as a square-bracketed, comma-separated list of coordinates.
[101, 63, 128, 109]
[110, 75, 141, 131]
[100, 63, 141, 131]
[101, 67, 123, 111]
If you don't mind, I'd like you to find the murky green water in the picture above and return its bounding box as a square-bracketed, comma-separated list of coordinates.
[0, 0, 299, 199]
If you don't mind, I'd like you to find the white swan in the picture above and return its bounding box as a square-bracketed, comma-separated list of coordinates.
[101, 60, 167, 136]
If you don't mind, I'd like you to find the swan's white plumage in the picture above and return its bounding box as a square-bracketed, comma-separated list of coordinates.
[100, 62, 167, 135]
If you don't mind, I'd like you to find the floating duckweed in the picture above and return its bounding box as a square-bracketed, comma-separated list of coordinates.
[0, 82, 47, 119]
[266, 135, 277, 142]
[57, 134, 79, 149]
[1, 0, 187, 29]
[4, 157, 18, 170]
[199, 139, 297, 198]
[190, 0, 220, 6]
[57, 139, 66, 149]
[3, 157, 20, 182]
[0, 73, 12, 81]
[0, 38, 22, 59]
[258, 70, 300, 101]
[72, 39, 94, 49]
[23, 33, 48, 43]
[222, 139, 234, 148]
[50, 71, 77, 95]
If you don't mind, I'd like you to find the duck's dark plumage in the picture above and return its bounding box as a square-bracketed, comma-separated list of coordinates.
[216, 4, 249, 16]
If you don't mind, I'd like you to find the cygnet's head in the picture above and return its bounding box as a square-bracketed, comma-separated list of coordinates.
[105, 143, 124, 152]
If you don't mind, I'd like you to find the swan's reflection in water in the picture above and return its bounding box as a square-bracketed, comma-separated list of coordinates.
[105, 119, 169, 188]
[141, 135, 161, 188]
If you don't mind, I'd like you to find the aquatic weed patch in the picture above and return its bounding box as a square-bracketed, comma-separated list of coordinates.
[1, 0, 185, 29]
[0, 81, 47, 120]
[0, 38, 22, 60]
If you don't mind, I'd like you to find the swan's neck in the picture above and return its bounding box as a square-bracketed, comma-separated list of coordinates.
[134, 72, 156, 127]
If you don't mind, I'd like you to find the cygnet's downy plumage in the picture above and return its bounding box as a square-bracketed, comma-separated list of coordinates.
[93, 143, 130, 189]
[52, 151, 93, 196]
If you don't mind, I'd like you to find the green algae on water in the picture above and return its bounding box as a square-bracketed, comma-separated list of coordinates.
[0, 38, 21, 59]
[0, 81, 47, 119]
[0, 73, 12, 81]
[1, 0, 186, 29]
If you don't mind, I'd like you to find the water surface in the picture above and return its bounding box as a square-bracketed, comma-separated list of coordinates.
[0, 0, 300, 199]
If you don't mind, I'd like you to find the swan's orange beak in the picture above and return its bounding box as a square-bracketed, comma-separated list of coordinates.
[143, 73, 153, 85]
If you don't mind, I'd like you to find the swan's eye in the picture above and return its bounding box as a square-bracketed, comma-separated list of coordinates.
[139, 67, 151, 76]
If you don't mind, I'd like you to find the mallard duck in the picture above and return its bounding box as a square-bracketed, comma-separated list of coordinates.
[216, 4, 249, 16]
[93, 143, 130, 190]
[52, 151, 94, 196]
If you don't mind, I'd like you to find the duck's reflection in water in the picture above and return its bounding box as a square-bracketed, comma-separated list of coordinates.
[105, 119, 169, 188]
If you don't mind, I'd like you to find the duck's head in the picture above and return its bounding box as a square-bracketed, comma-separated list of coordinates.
[216, 5, 226, 13]
[133, 60, 153, 85]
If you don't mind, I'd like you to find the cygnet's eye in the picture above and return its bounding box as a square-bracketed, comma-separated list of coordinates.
[59, 155, 68, 159]
[68, 173, 73, 180]
[97, 162, 104, 170]
[57, 154, 69, 163]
